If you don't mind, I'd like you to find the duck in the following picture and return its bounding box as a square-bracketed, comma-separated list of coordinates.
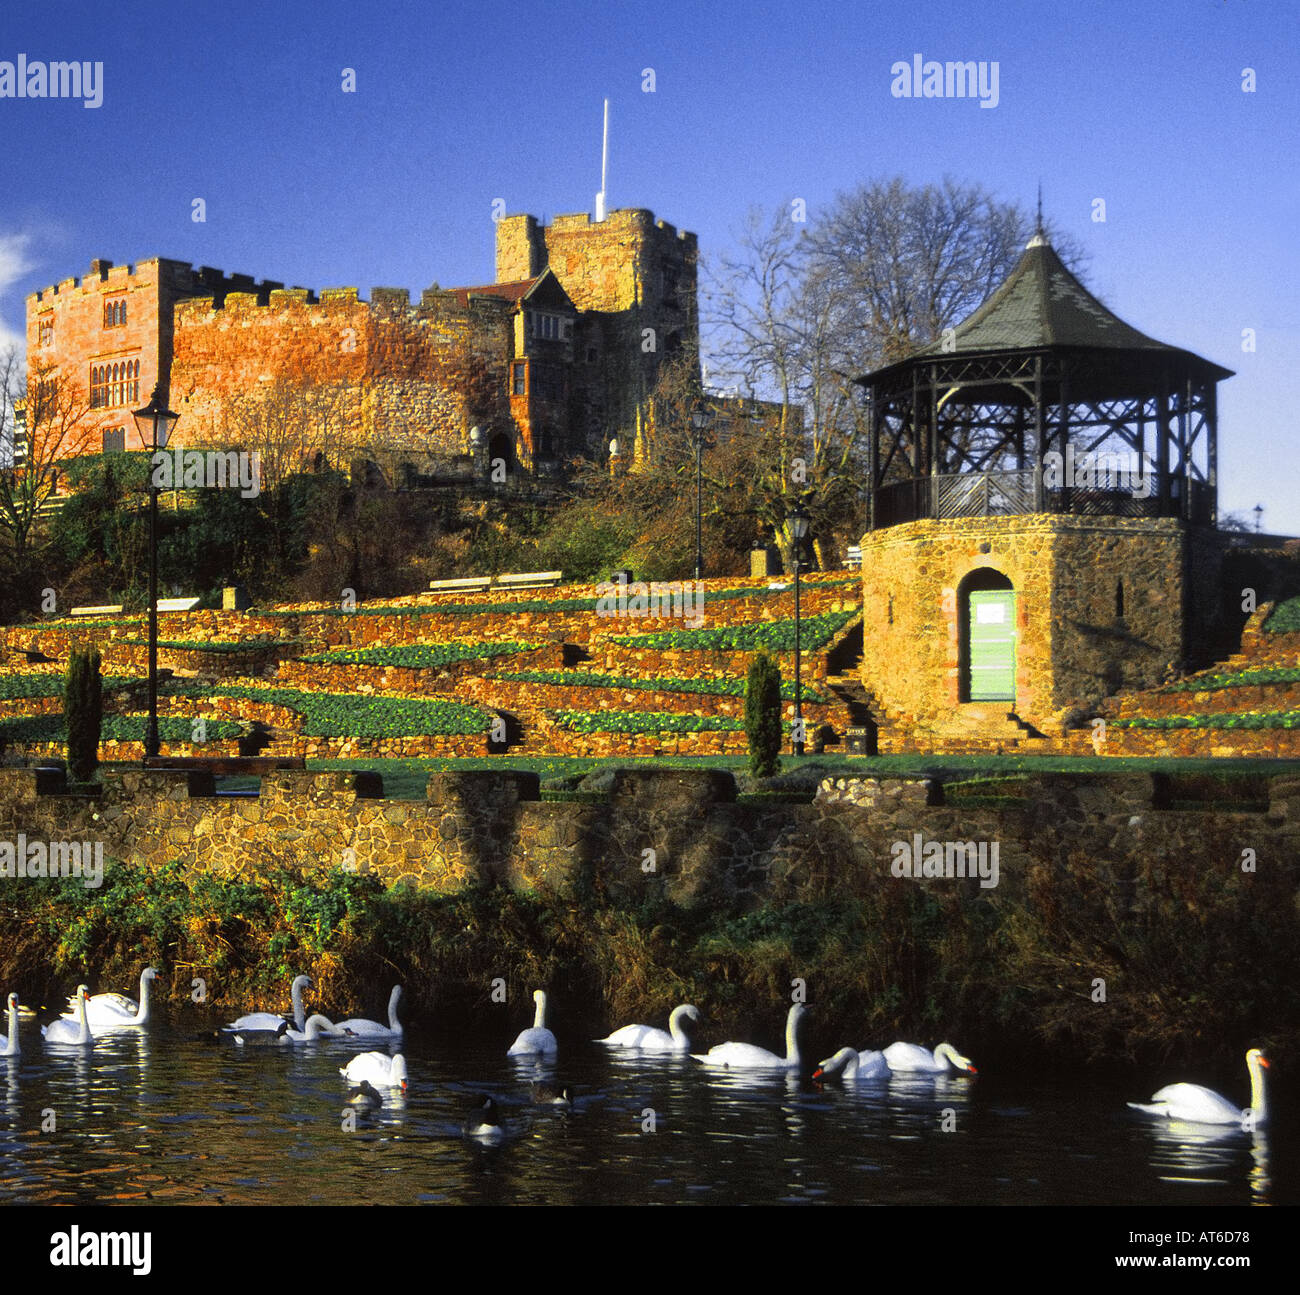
[693, 1003, 806, 1070]
[530, 1082, 573, 1106]
[232, 1021, 290, 1047]
[63, 966, 157, 1029]
[813, 1046, 891, 1081]
[0, 993, 19, 1056]
[1128, 1048, 1270, 1128]
[465, 1095, 505, 1143]
[345, 1079, 384, 1111]
[280, 1014, 351, 1043]
[507, 989, 558, 1059]
[223, 974, 312, 1033]
[340, 1051, 408, 1091]
[333, 985, 403, 1040]
[596, 1004, 701, 1053]
[883, 1041, 977, 1075]
[42, 984, 94, 1048]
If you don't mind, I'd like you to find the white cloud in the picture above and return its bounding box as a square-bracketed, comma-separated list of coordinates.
[0, 232, 33, 357]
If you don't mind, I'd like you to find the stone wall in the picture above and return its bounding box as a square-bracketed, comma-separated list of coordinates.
[1, 767, 1291, 912]
[859, 515, 1193, 728]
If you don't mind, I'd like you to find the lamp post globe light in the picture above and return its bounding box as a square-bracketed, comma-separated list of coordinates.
[691, 403, 712, 581]
[786, 503, 811, 757]
[131, 385, 180, 762]
[608, 436, 620, 479]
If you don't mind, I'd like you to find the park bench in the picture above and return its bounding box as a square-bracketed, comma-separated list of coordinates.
[492, 570, 563, 591]
[69, 604, 124, 617]
[427, 576, 493, 593]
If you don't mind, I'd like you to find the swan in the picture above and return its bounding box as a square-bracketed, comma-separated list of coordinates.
[693, 1003, 806, 1070]
[340, 1051, 408, 1091]
[223, 974, 312, 1033]
[64, 966, 157, 1029]
[42, 985, 94, 1047]
[0, 993, 19, 1056]
[280, 1013, 351, 1043]
[883, 1042, 977, 1075]
[507, 989, 558, 1058]
[813, 1046, 891, 1081]
[1129, 1049, 1270, 1128]
[334, 985, 403, 1039]
[345, 1079, 384, 1111]
[596, 1004, 701, 1052]
[465, 1096, 505, 1143]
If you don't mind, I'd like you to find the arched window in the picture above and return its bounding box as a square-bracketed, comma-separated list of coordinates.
[1115, 578, 1125, 618]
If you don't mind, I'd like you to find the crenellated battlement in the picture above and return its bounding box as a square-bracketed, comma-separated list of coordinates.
[28, 256, 303, 306]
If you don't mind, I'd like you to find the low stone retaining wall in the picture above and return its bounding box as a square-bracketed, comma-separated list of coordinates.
[2, 766, 1294, 910]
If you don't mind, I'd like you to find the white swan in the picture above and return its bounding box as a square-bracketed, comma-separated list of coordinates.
[596, 1004, 700, 1053]
[813, 1046, 891, 1081]
[883, 1041, 977, 1075]
[340, 1051, 408, 1091]
[1, 993, 19, 1056]
[42, 984, 94, 1047]
[1129, 1048, 1270, 1128]
[223, 974, 312, 1033]
[64, 966, 157, 1029]
[508, 989, 558, 1058]
[281, 1013, 350, 1043]
[693, 1003, 806, 1070]
[334, 985, 403, 1039]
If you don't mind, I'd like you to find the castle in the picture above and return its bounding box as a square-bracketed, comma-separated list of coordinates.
[24, 207, 699, 478]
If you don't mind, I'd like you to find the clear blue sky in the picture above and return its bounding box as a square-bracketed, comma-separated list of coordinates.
[2, 0, 1296, 530]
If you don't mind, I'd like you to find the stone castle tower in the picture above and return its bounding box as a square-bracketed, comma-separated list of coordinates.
[496, 208, 699, 463]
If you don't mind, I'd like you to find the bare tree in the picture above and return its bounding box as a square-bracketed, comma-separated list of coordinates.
[220, 376, 358, 492]
[0, 350, 94, 563]
[703, 177, 1084, 570]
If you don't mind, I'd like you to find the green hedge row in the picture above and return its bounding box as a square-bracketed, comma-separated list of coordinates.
[1262, 598, 1300, 633]
[489, 667, 828, 704]
[163, 681, 491, 736]
[300, 641, 536, 669]
[1161, 666, 1300, 692]
[611, 610, 857, 652]
[1112, 711, 1300, 731]
[0, 714, 242, 744]
[554, 710, 743, 734]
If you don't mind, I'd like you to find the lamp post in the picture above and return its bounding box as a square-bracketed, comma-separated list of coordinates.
[609, 436, 620, 480]
[131, 385, 179, 762]
[691, 403, 712, 580]
[786, 503, 811, 757]
[1254, 503, 1263, 534]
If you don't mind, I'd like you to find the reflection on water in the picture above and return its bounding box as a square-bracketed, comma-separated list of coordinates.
[0, 1024, 1290, 1206]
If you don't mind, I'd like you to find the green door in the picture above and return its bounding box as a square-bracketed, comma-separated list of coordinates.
[968, 590, 1017, 701]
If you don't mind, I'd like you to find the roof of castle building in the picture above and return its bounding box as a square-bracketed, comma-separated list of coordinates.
[446, 277, 540, 307]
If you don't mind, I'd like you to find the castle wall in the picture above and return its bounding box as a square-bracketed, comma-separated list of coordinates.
[859, 515, 1190, 726]
[26, 259, 289, 454]
[170, 288, 515, 472]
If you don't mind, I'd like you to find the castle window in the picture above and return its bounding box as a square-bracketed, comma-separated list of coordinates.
[38, 319, 53, 347]
[512, 361, 527, 395]
[91, 358, 139, 409]
[1115, 579, 1125, 618]
[103, 298, 127, 328]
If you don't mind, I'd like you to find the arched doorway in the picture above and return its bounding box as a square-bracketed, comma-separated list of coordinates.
[959, 568, 1016, 702]
[488, 432, 514, 473]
